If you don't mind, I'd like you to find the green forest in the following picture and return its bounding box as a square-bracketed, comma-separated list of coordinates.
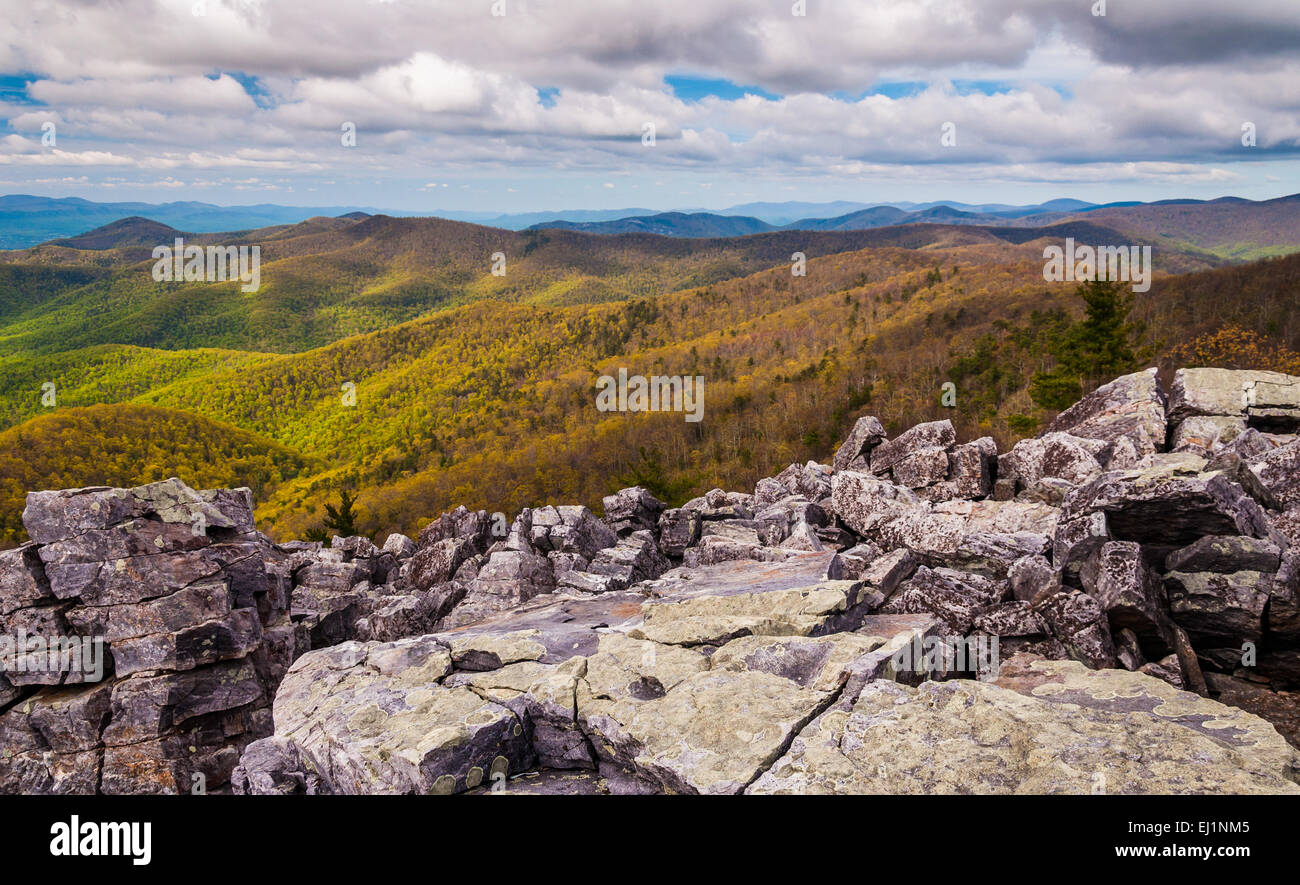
[1, 213, 1297, 545]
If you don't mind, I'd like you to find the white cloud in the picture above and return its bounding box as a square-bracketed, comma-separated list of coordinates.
[0, 0, 1295, 204]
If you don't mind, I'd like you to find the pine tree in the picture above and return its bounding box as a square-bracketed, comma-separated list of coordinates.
[1069, 278, 1142, 382]
[1030, 279, 1145, 410]
[307, 490, 360, 543]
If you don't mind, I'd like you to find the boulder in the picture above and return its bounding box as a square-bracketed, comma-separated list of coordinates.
[585, 531, 671, 591]
[1078, 541, 1170, 644]
[534, 505, 618, 559]
[1045, 368, 1166, 462]
[1002, 432, 1105, 491]
[1171, 415, 1248, 456]
[826, 543, 883, 582]
[381, 533, 416, 560]
[602, 487, 667, 537]
[833, 416, 887, 471]
[0, 478, 292, 795]
[656, 508, 701, 558]
[830, 472, 923, 537]
[1061, 462, 1280, 557]
[417, 506, 494, 550]
[869, 420, 955, 476]
[1169, 368, 1300, 430]
[878, 566, 1006, 635]
[438, 551, 555, 629]
[1009, 554, 1059, 602]
[1034, 589, 1117, 669]
[1250, 441, 1300, 509]
[231, 735, 334, 795]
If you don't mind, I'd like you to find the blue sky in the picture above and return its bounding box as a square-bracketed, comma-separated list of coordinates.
[1, 0, 1298, 213]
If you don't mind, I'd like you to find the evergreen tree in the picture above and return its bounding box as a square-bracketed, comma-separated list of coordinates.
[1030, 279, 1145, 410]
[305, 490, 361, 544]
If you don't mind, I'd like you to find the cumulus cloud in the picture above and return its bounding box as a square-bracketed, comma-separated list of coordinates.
[0, 0, 1296, 204]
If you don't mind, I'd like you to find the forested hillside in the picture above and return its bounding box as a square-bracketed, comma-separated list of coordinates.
[1, 214, 1296, 546]
[0, 403, 313, 541]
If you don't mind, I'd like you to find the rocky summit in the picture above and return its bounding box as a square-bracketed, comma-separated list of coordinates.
[3, 367, 1300, 795]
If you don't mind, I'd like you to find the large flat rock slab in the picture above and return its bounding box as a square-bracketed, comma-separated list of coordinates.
[748, 658, 1300, 795]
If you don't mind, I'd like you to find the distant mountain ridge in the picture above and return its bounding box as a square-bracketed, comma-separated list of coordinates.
[0, 195, 399, 250]
[526, 212, 777, 237]
[5, 192, 1299, 255]
[523, 194, 1300, 258]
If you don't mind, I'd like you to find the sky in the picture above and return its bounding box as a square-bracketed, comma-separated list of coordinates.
[1, 0, 1299, 214]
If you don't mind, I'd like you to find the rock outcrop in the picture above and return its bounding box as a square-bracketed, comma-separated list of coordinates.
[0, 479, 295, 794]
[4, 366, 1300, 794]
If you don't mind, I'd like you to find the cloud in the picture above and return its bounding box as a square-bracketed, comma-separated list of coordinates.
[0, 0, 1296, 204]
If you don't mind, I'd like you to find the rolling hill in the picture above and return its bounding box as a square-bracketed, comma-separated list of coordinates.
[527, 212, 777, 237]
[0, 206, 1297, 545]
[0, 214, 1024, 357]
[0, 195, 401, 250]
[1058, 193, 1300, 261]
[0, 403, 314, 541]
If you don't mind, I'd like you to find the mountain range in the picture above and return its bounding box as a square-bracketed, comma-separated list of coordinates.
[0, 193, 1298, 544]
[5, 192, 1294, 251]
[525, 195, 1300, 257]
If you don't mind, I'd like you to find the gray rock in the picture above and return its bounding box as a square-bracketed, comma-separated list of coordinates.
[1009, 554, 1059, 602]
[1052, 511, 1111, 587]
[826, 543, 883, 581]
[879, 566, 1006, 635]
[1139, 655, 1186, 689]
[545, 506, 618, 559]
[923, 532, 1050, 579]
[891, 446, 951, 489]
[399, 536, 477, 591]
[830, 471, 923, 537]
[416, 505, 494, 550]
[231, 735, 334, 795]
[1003, 432, 1105, 491]
[1169, 368, 1300, 428]
[586, 531, 671, 591]
[870, 420, 955, 476]
[973, 601, 1049, 638]
[859, 548, 919, 596]
[22, 478, 252, 546]
[1061, 462, 1281, 557]
[1163, 570, 1270, 646]
[1171, 415, 1248, 456]
[382, 533, 416, 559]
[444, 549, 557, 628]
[602, 487, 666, 536]
[833, 415, 887, 471]
[0, 543, 54, 616]
[683, 488, 754, 521]
[353, 592, 449, 642]
[657, 508, 702, 558]
[1044, 368, 1166, 463]
[1079, 541, 1170, 643]
[1250, 440, 1300, 509]
[1114, 627, 1147, 671]
[946, 437, 997, 499]
[1268, 551, 1300, 640]
[1034, 589, 1117, 669]
[1165, 535, 1282, 574]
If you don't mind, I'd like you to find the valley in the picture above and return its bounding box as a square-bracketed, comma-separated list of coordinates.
[1, 199, 1297, 546]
